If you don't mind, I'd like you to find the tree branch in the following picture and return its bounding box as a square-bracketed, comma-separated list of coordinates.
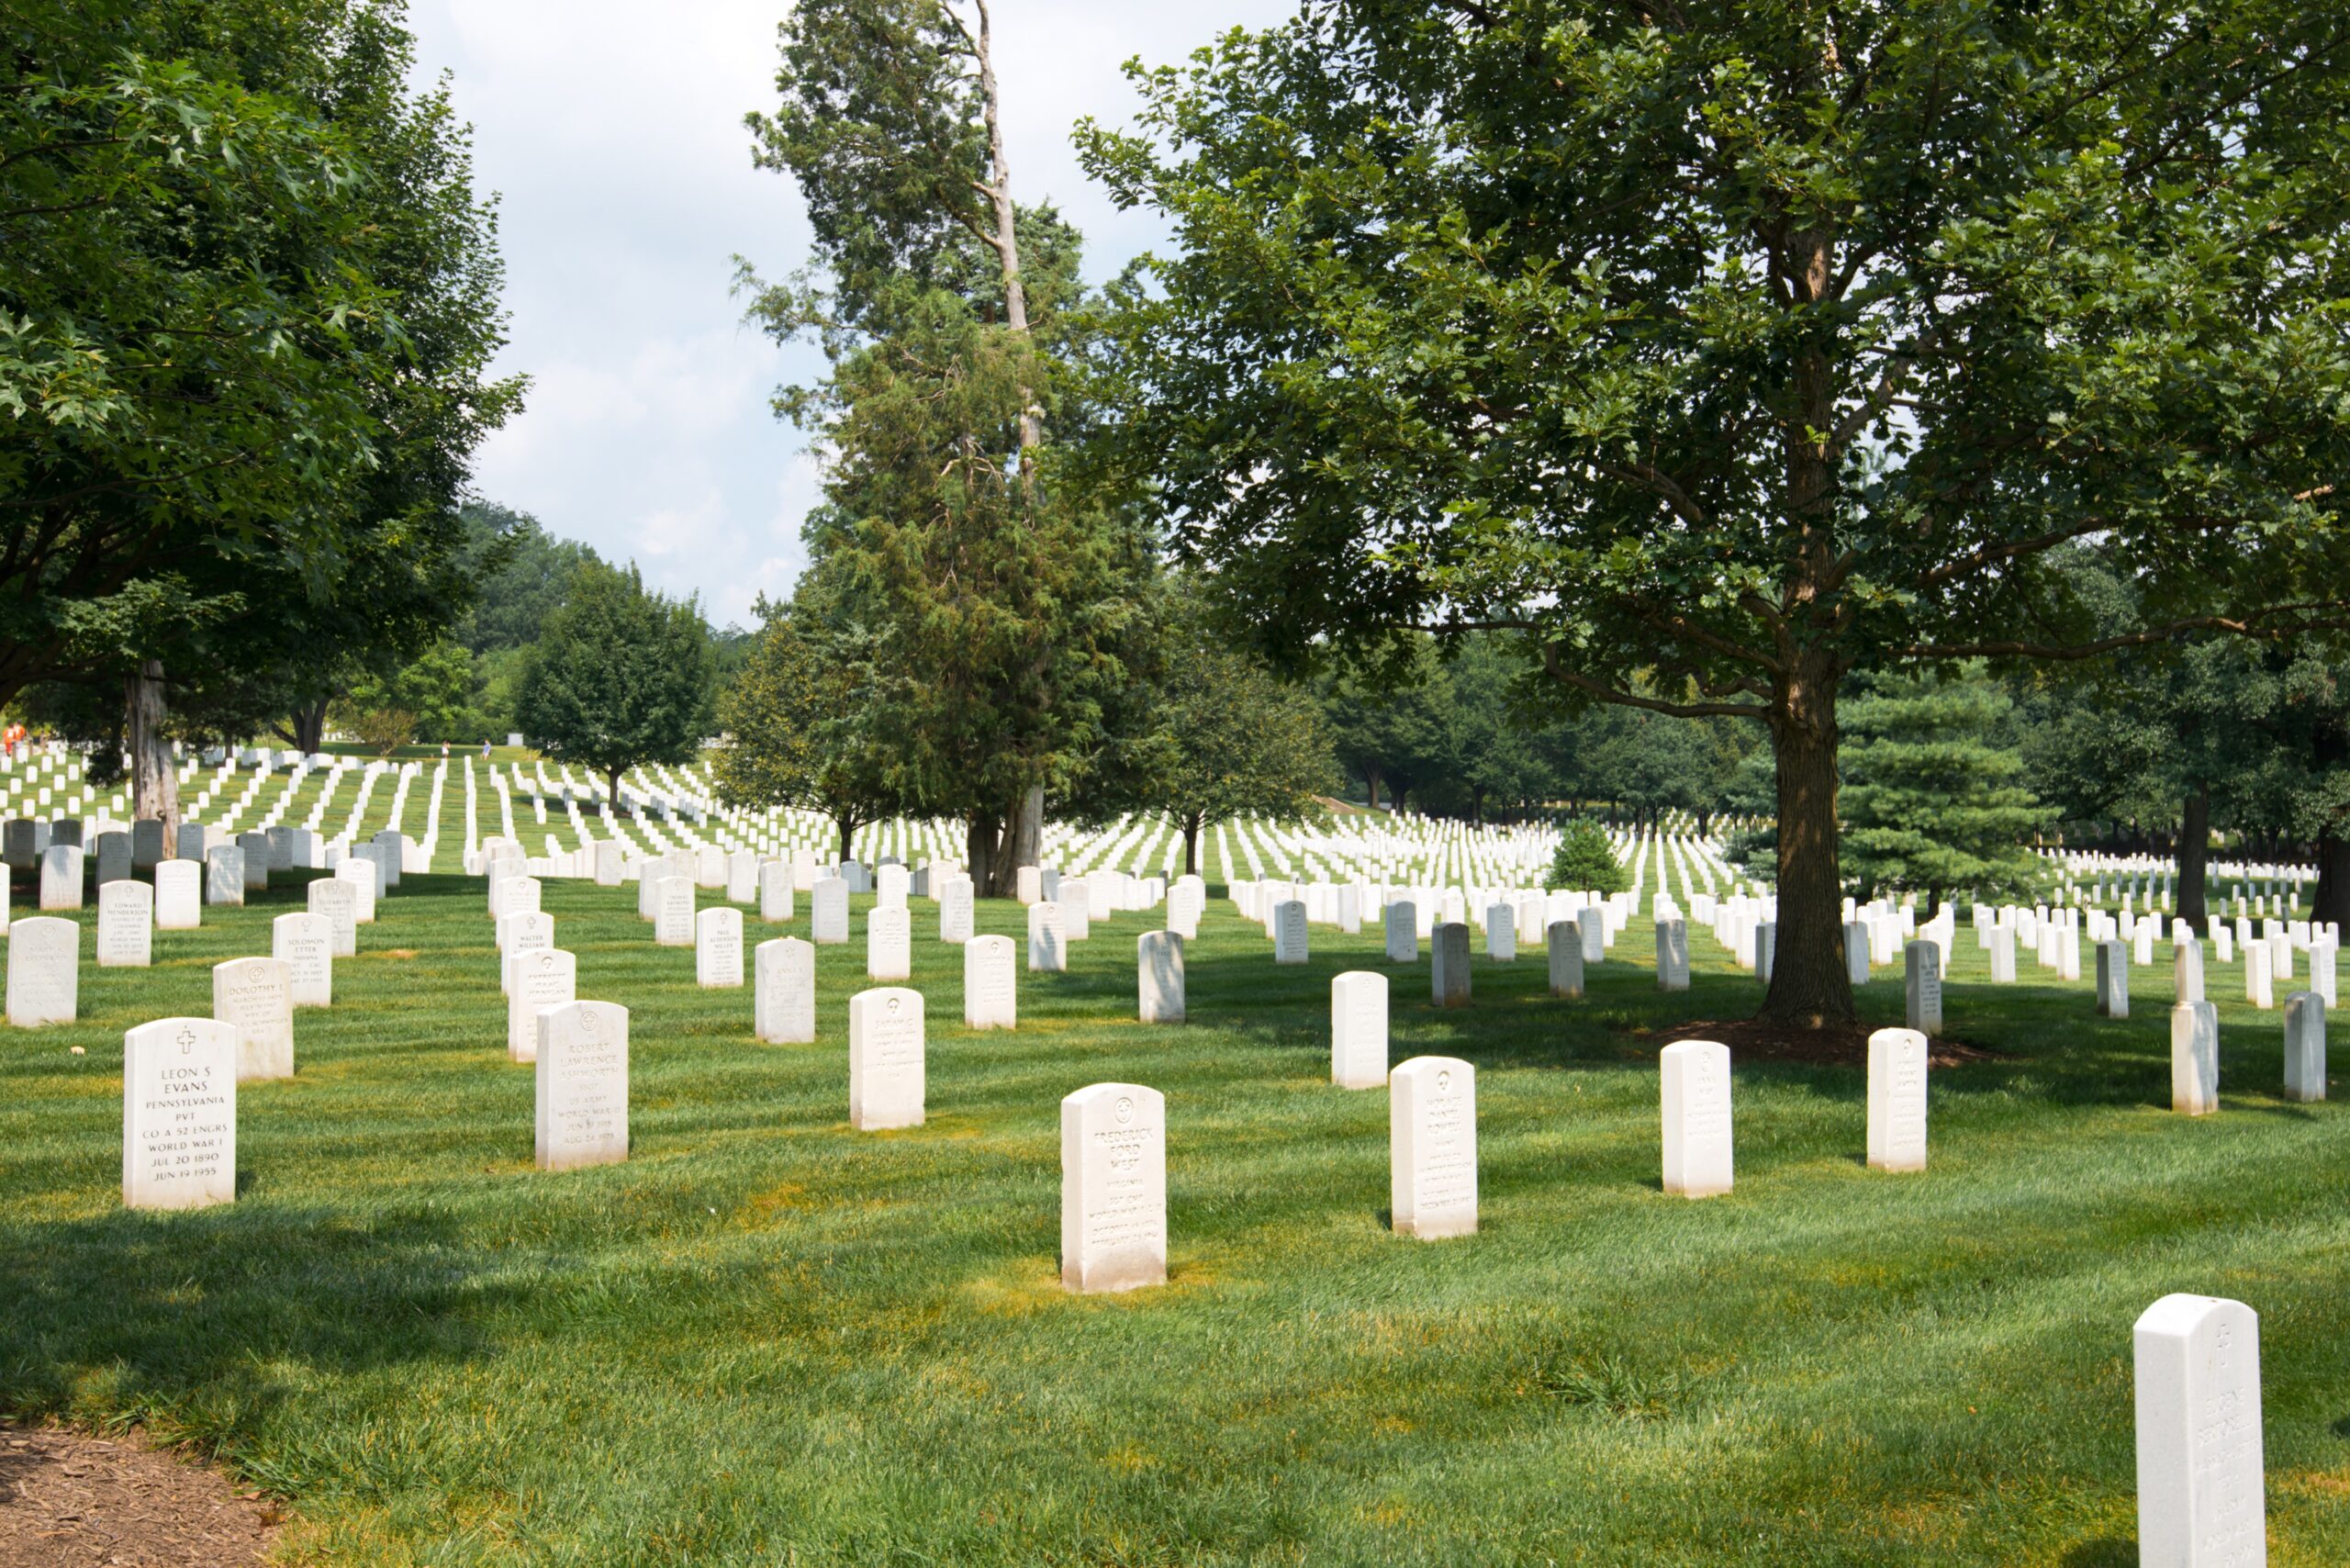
[1901, 608, 2350, 661]
[1592, 458, 1708, 525]
[1539, 642, 1768, 720]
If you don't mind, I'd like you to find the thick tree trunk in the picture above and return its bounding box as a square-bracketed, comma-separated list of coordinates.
[1362, 765, 1382, 812]
[837, 812, 856, 866]
[2311, 826, 2350, 930]
[607, 763, 625, 819]
[1762, 659, 1854, 1027]
[1183, 815, 1201, 878]
[968, 812, 1002, 898]
[2177, 786, 2211, 926]
[969, 0, 1040, 464]
[984, 784, 1043, 898]
[127, 659, 178, 857]
[288, 698, 330, 755]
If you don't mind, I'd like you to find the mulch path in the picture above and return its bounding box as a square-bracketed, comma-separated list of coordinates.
[1617, 1017, 2013, 1069]
[0, 1424, 280, 1567]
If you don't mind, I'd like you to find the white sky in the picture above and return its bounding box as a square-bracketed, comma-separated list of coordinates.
[407, 0, 1296, 629]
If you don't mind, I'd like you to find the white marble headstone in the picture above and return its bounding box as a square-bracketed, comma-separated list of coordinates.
[1060, 880, 1092, 943]
[1391, 1056, 1476, 1239]
[1384, 902, 1416, 963]
[155, 858, 202, 931]
[1661, 1038, 1733, 1197]
[1655, 919, 1689, 991]
[654, 876, 695, 947]
[1028, 901, 1065, 972]
[848, 986, 924, 1130]
[7, 915, 78, 1026]
[1272, 900, 1307, 964]
[2095, 938, 2129, 1019]
[1331, 970, 1388, 1089]
[122, 1016, 237, 1210]
[535, 1000, 628, 1170]
[509, 947, 578, 1063]
[39, 842, 83, 911]
[237, 832, 270, 890]
[866, 904, 911, 982]
[213, 956, 293, 1081]
[1905, 940, 1943, 1031]
[272, 912, 333, 1007]
[498, 912, 554, 986]
[308, 876, 357, 956]
[97, 879, 152, 969]
[697, 906, 744, 988]
[334, 857, 375, 923]
[760, 862, 795, 924]
[498, 876, 541, 920]
[1548, 920, 1583, 998]
[811, 876, 849, 945]
[964, 934, 1016, 1029]
[1168, 881, 1203, 940]
[2172, 1000, 2220, 1114]
[755, 936, 816, 1044]
[1865, 1026, 1927, 1172]
[1432, 923, 1471, 1007]
[935, 875, 973, 944]
[1486, 904, 1516, 962]
[1137, 931, 1183, 1023]
[1060, 1081, 1166, 1294]
[2283, 991, 2325, 1103]
[2133, 1294, 2264, 1568]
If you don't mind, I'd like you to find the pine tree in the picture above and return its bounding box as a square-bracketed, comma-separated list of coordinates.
[1841, 670, 2048, 905]
[1547, 821, 1628, 895]
[742, 0, 1153, 895]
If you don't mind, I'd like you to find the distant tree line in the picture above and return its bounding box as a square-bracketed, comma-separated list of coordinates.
[1322, 633, 1760, 833]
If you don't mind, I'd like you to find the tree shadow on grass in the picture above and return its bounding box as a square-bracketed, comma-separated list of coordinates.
[0, 1200, 515, 1444]
[1172, 936, 2322, 1119]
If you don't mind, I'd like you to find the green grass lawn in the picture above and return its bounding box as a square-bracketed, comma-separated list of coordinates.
[2, 873, 2345, 1565]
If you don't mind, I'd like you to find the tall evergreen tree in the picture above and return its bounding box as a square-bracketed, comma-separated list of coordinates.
[1841, 669, 2048, 907]
[744, 0, 1153, 895]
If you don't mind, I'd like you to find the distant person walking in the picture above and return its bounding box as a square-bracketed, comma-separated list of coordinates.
[481, 739, 492, 758]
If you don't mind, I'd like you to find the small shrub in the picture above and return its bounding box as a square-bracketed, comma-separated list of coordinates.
[1547, 819, 1628, 893]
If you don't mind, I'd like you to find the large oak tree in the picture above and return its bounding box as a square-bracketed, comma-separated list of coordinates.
[1080, 0, 2350, 1024]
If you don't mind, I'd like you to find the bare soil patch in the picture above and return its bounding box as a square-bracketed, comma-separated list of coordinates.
[1617, 1017, 2014, 1070]
[0, 1424, 280, 1567]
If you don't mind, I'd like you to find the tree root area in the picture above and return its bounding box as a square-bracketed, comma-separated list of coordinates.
[1619, 1016, 2013, 1069]
[0, 1424, 280, 1567]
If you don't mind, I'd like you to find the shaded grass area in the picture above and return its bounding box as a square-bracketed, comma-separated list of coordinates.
[1, 873, 2346, 1565]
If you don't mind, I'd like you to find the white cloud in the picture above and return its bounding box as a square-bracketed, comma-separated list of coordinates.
[408, 0, 1298, 617]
